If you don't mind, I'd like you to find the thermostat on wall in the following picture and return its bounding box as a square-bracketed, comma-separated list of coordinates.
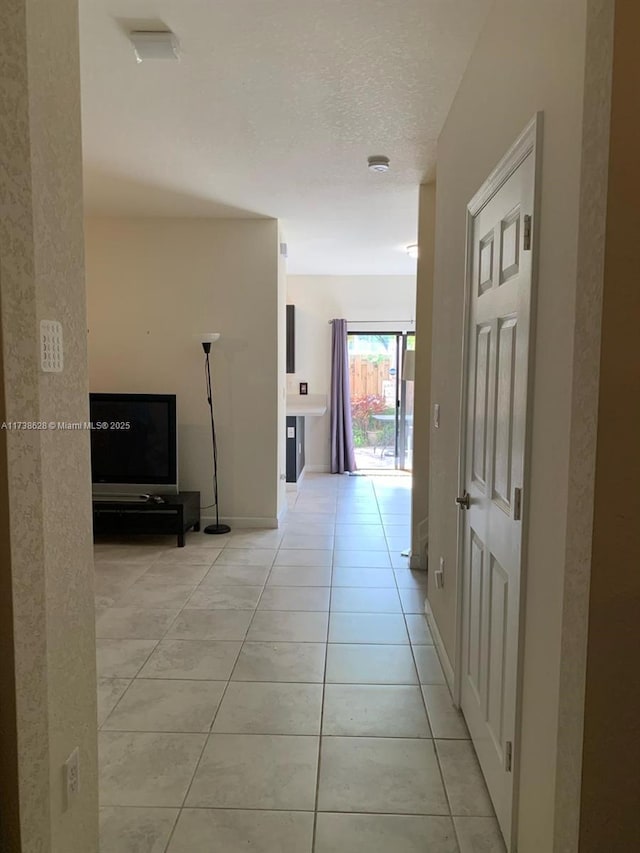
[40, 320, 63, 373]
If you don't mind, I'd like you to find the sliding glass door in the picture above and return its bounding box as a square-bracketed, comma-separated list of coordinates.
[399, 333, 415, 471]
[348, 332, 415, 471]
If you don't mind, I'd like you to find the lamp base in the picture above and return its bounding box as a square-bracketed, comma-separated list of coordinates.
[204, 523, 231, 535]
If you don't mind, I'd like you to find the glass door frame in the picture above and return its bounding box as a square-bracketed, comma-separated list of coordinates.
[398, 332, 415, 471]
[347, 330, 415, 471]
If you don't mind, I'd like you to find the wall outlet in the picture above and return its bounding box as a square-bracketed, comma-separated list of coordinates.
[64, 747, 80, 808]
[435, 556, 445, 589]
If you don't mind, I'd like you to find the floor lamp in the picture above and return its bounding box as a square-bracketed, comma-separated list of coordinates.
[201, 333, 231, 534]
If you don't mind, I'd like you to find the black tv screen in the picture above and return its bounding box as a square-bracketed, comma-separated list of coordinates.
[89, 393, 177, 487]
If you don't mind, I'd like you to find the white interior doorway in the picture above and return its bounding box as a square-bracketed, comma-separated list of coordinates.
[455, 116, 541, 851]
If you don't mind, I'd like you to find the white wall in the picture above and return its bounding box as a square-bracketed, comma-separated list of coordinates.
[286, 275, 416, 472]
[427, 2, 589, 850]
[85, 217, 283, 527]
[410, 184, 436, 569]
[1, 0, 98, 848]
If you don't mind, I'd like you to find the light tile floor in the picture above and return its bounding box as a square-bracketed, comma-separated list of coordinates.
[95, 474, 506, 853]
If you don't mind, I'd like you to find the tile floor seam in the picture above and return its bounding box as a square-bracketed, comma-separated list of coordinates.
[148, 542, 255, 824]
[311, 600, 331, 853]
[174, 671, 234, 815]
[157, 807, 180, 853]
[100, 674, 145, 732]
[402, 596, 455, 815]
[310, 488, 337, 853]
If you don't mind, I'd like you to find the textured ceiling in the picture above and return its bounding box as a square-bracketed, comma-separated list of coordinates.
[79, 1, 491, 274]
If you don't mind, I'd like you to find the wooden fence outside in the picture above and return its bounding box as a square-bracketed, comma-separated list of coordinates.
[349, 355, 393, 400]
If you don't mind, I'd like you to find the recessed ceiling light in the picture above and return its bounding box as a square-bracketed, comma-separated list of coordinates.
[368, 155, 391, 173]
[129, 31, 180, 63]
[406, 244, 419, 259]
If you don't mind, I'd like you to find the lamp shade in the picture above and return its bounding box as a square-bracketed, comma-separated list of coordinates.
[402, 350, 416, 382]
[200, 333, 221, 344]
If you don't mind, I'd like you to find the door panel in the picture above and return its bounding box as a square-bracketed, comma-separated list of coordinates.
[479, 232, 494, 294]
[487, 554, 508, 751]
[460, 149, 535, 850]
[493, 316, 517, 511]
[467, 531, 485, 705]
[500, 207, 521, 284]
[472, 324, 492, 490]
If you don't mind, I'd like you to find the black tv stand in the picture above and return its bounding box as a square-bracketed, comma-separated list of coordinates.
[92, 491, 201, 547]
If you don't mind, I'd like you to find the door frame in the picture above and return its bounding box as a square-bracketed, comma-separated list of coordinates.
[453, 113, 543, 850]
[347, 330, 415, 470]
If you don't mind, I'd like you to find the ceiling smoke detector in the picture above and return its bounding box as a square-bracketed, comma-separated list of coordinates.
[130, 31, 180, 63]
[367, 155, 391, 173]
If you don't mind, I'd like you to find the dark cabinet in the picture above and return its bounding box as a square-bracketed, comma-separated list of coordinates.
[286, 416, 305, 483]
[286, 304, 295, 373]
[92, 492, 201, 547]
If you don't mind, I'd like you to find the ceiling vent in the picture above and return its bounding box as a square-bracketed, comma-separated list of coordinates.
[130, 31, 180, 63]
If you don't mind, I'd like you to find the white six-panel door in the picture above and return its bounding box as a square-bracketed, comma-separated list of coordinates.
[459, 134, 537, 851]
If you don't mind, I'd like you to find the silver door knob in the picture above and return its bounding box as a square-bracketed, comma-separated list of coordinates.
[455, 492, 471, 510]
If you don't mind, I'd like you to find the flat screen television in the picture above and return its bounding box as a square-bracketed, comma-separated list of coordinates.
[89, 393, 178, 496]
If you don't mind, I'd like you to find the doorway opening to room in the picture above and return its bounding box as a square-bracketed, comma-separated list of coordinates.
[348, 332, 415, 472]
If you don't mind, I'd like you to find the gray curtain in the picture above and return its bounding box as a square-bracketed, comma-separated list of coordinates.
[330, 319, 357, 473]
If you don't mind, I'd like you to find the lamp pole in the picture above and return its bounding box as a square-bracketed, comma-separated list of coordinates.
[202, 339, 230, 534]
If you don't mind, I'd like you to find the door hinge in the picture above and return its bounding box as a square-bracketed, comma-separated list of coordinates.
[523, 215, 532, 251]
[513, 487, 522, 521]
[505, 740, 513, 772]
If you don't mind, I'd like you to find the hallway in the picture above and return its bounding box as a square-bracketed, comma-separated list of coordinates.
[96, 474, 504, 852]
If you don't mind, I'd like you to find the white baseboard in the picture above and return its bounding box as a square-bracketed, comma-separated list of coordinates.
[286, 467, 306, 492]
[410, 515, 429, 570]
[425, 601, 455, 694]
[305, 463, 331, 473]
[202, 515, 279, 530]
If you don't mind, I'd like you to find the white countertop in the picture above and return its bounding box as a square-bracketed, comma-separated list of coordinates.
[286, 394, 327, 417]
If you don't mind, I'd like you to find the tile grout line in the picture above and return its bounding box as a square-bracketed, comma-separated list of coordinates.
[376, 478, 458, 827]
[377, 485, 457, 821]
[167, 559, 257, 848]
[144, 537, 247, 852]
[311, 485, 339, 853]
[174, 497, 325, 847]
[379, 478, 458, 832]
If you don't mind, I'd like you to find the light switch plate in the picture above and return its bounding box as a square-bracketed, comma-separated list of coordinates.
[40, 320, 63, 373]
[287, 426, 295, 439]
